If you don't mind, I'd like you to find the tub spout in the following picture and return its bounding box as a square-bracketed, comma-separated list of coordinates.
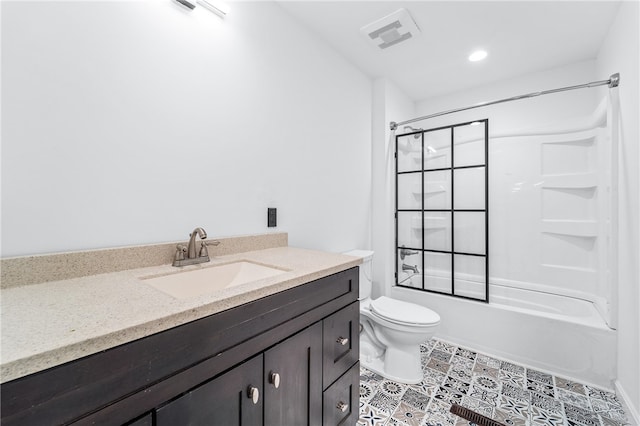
[402, 263, 420, 274]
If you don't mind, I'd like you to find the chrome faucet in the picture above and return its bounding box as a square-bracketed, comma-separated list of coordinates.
[402, 263, 420, 274]
[172, 227, 219, 267]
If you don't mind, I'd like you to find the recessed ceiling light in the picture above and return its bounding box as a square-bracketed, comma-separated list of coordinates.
[468, 50, 488, 62]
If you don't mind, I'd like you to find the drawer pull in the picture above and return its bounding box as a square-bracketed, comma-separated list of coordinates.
[247, 386, 259, 404]
[336, 401, 349, 412]
[269, 372, 281, 389]
[336, 336, 349, 346]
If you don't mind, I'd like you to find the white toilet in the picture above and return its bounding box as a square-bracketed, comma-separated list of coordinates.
[345, 250, 440, 384]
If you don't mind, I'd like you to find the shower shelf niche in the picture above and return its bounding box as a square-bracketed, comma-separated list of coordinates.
[542, 172, 598, 188]
[541, 220, 598, 237]
[424, 183, 448, 194]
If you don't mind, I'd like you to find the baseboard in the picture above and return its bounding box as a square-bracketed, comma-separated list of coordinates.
[615, 380, 639, 425]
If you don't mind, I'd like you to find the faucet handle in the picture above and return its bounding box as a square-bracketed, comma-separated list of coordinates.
[199, 241, 209, 258]
[173, 244, 187, 265]
[199, 240, 220, 258]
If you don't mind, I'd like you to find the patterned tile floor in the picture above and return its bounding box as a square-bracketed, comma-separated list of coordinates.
[358, 339, 629, 426]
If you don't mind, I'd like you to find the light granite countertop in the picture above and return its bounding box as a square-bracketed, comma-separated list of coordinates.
[0, 246, 361, 383]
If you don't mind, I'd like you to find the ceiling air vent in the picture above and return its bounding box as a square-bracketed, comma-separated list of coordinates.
[361, 8, 421, 50]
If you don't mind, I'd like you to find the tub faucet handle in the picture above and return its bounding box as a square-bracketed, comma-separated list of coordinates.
[400, 246, 419, 260]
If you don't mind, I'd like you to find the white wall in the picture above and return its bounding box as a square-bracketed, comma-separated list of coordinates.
[0, 1, 372, 257]
[371, 78, 414, 298]
[596, 1, 640, 421]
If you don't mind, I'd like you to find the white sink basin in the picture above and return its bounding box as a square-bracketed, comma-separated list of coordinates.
[141, 261, 288, 299]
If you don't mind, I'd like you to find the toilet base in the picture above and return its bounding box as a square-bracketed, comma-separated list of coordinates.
[360, 341, 423, 384]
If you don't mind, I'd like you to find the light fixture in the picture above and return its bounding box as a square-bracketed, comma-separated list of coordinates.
[197, 0, 229, 18]
[468, 50, 488, 62]
[175, 0, 196, 10]
[173, 0, 229, 18]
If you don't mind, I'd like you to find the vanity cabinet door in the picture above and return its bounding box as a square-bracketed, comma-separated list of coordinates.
[264, 322, 323, 426]
[155, 354, 263, 426]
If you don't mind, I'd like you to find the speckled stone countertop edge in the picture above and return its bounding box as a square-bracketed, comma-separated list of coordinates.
[0, 246, 361, 383]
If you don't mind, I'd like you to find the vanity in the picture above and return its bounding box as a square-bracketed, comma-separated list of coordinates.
[0, 233, 361, 425]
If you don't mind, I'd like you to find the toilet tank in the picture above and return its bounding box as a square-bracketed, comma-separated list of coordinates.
[343, 250, 374, 300]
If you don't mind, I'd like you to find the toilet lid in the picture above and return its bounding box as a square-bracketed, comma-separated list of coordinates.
[370, 296, 440, 325]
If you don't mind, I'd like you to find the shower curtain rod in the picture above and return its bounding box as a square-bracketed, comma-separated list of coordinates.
[390, 73, 620, 131]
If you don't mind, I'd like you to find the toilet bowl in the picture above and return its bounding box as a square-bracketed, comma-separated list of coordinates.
[344, 250, 440, 384]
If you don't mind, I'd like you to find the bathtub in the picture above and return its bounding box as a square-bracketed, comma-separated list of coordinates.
[391, 278, 617, 389]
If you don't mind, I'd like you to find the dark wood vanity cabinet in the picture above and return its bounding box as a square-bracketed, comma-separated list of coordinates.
[157, 323, 323, 426]
[1, 267, 359, 426]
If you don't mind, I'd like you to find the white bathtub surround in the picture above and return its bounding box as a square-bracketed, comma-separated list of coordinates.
[396, 85, 618, 323]
[489, 96, 618, 328]
[358, 338, 629, 426]
[392, 285, 616, 390]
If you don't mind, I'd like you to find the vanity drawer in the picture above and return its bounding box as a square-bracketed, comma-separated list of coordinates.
[322, 301, 359, 389]
[322, 362, 359, 426]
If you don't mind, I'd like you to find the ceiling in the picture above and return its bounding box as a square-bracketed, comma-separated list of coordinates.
[277, 1, 621, 100]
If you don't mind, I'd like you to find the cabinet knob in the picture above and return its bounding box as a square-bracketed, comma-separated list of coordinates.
[336, 336, 349, 346]
[247, 386, 259, 404]
[336, 401, 349, 412]
[269, 372, 281, 389]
